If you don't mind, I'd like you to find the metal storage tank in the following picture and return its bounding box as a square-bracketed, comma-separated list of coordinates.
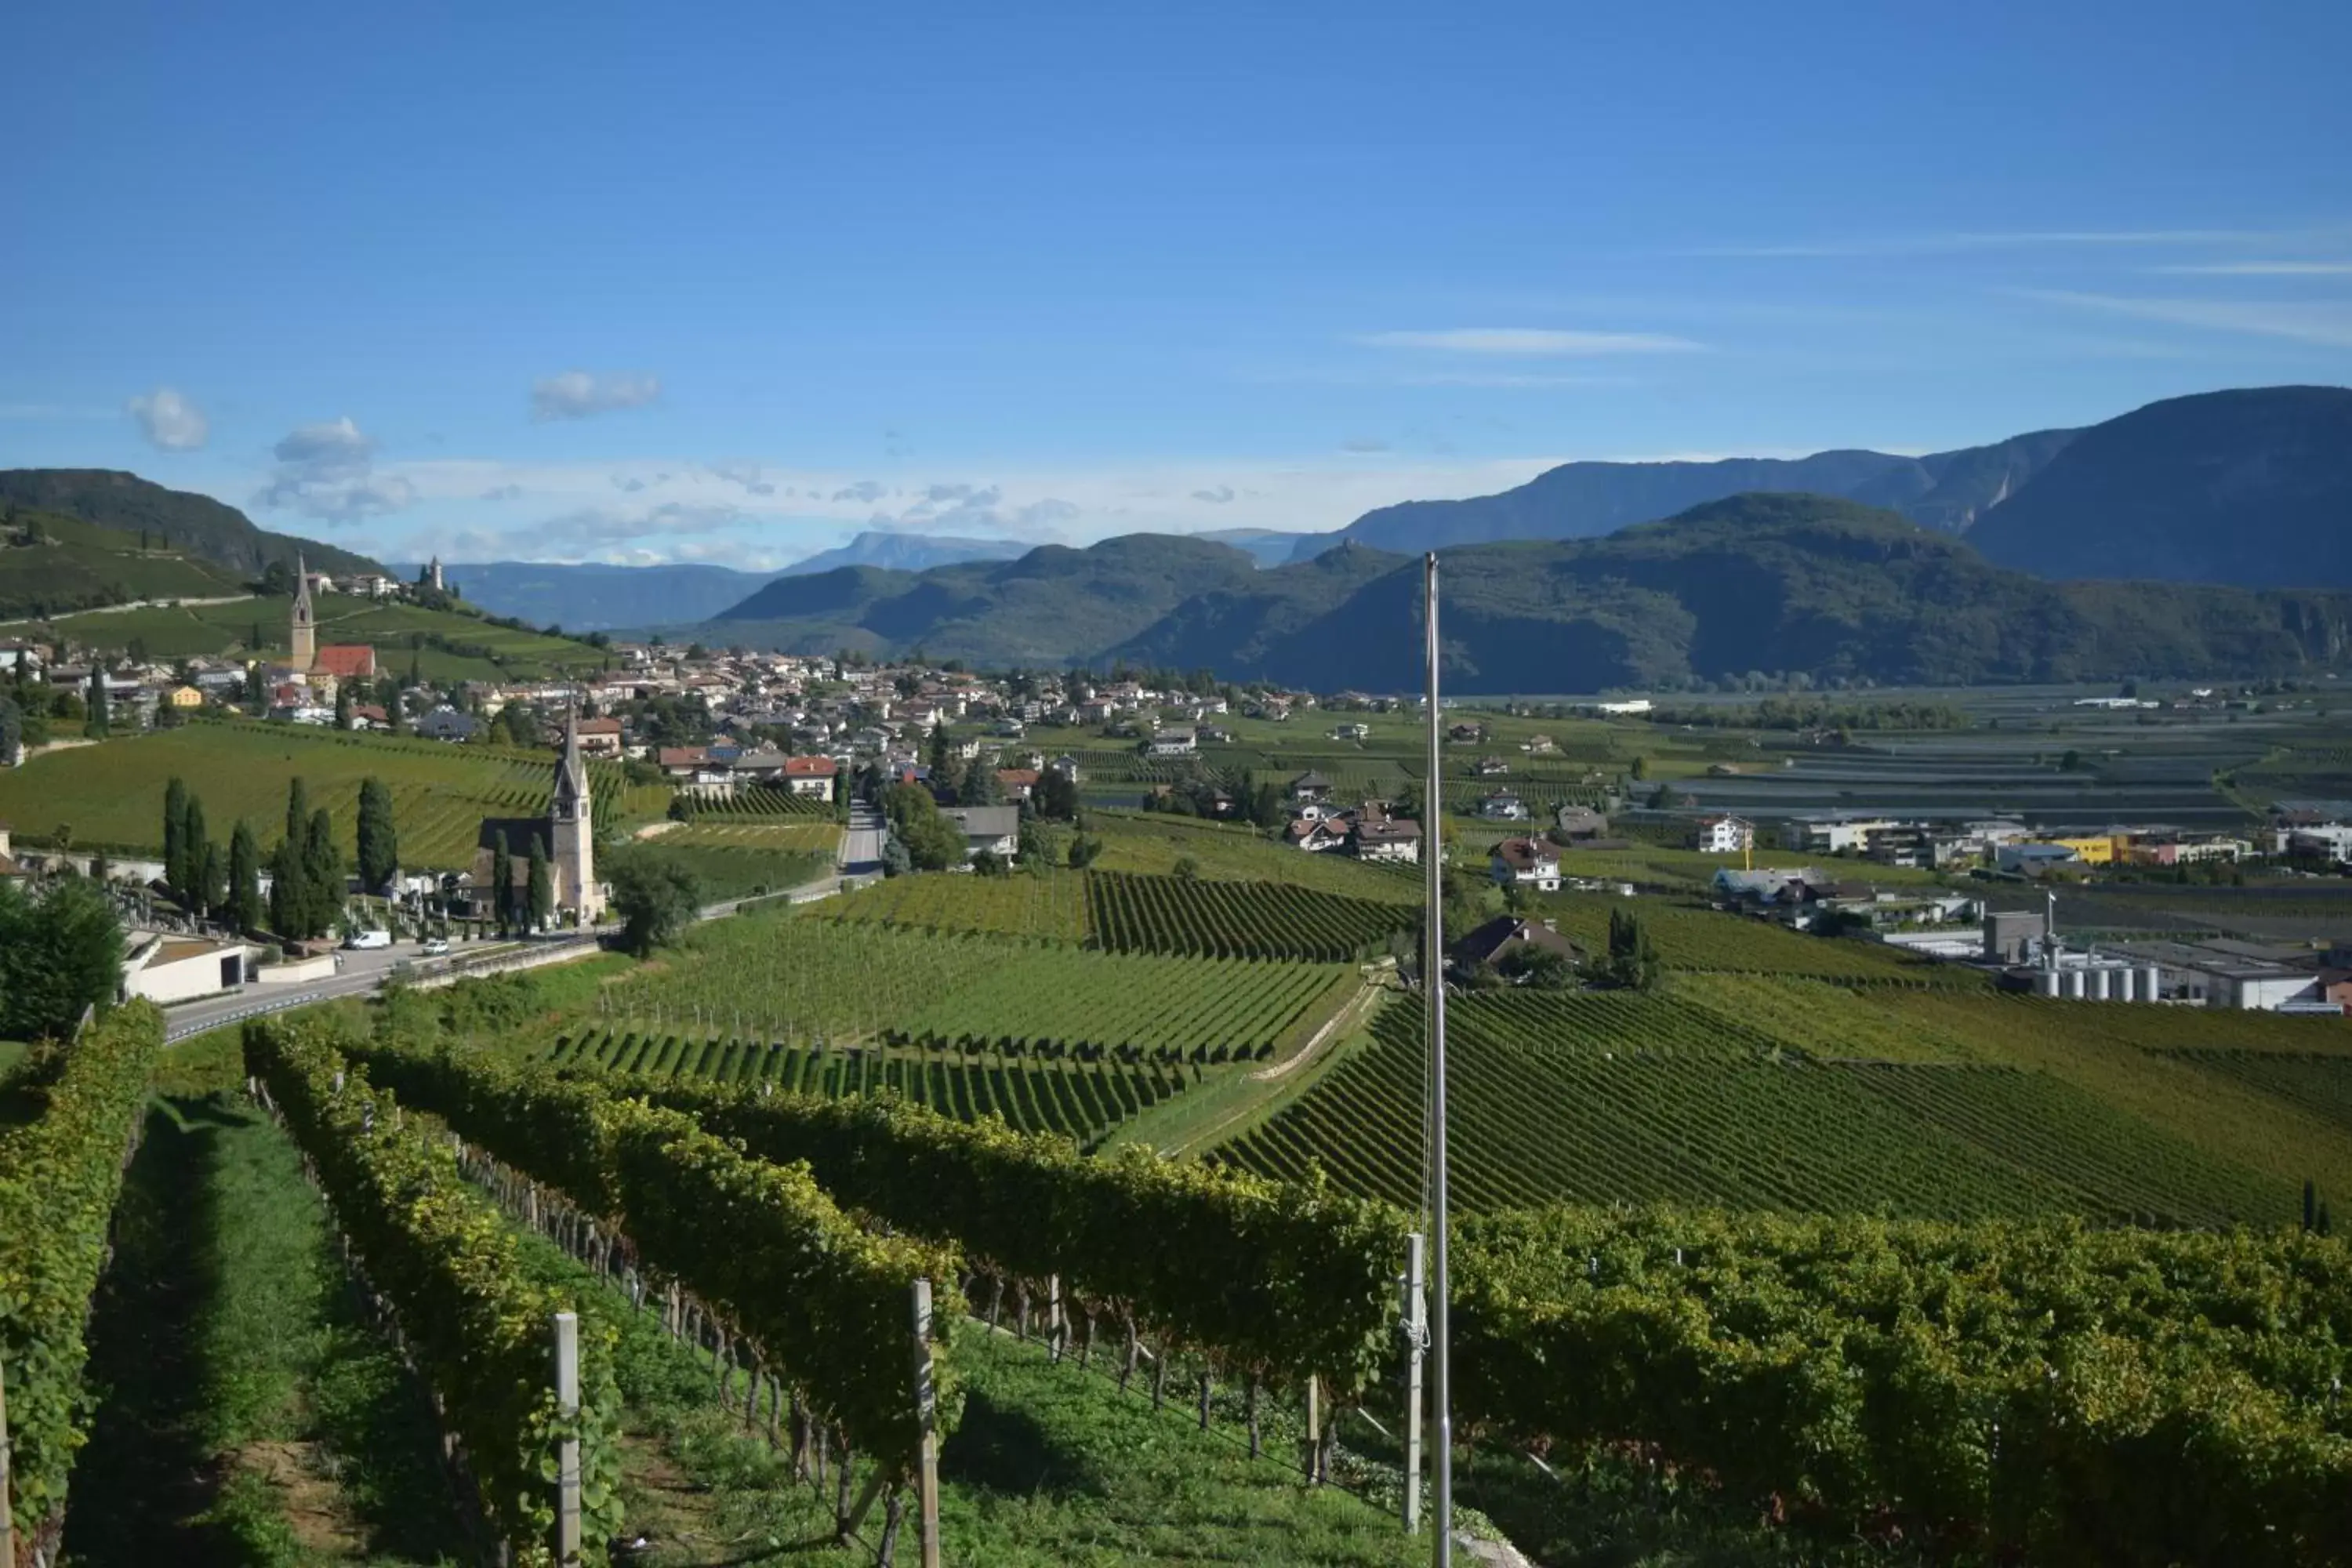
[2142, 964, 2163, 1002]
[2063, 969, 2087, 1000]
[2090, 967, 2111, 1000]
[2036, 969, 2061, 998]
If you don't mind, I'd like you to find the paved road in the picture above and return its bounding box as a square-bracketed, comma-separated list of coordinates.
[0, 591, 255, 630]
[162, 815, 866, 1043]
[843, 801, 885, 877]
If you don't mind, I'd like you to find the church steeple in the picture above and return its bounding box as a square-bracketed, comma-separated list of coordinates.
[290, 554, 317, 670]
[550, 705, 602, 923]
[555, 706, 589, 815]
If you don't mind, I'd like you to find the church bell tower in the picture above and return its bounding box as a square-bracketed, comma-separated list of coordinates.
[290, 554, 317, 670]
[551, 707, 602, 922]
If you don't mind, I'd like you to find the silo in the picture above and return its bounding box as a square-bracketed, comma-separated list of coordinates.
[2141, 964, 2162, 1003]
[2063, 969, 2086, 1000]
[2089, 967, 2111, 1001]
[2036, 969, 2061, 998]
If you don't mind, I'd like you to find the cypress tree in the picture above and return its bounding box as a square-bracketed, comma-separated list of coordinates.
[2305, 1178, 2318, 1232]
[183, 797, 212, 919]
[285, 777, 310, 851]
[163, 776, 189, 902]
[528, 835, 552, 931]
[88, 665, 109, 737]
[304, 808, 341, 936]
[357, 778, 398, 894]
[335, 680, 354, 730]
[228, 819, 263, 932]
[492, 832, 514, 935]
[199, 839, 225, 920]
[268, 837, 305, 936]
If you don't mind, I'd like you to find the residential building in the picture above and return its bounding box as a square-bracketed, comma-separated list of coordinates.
[1351, 814, 1421, 864]
[1148, 726, 1198, 757]
[1476, 790, 1530, 822]
[944, 805, 1022, 860]
[1693, 814, 1753, 854]
[1452, 914, 1584, 973]
[1290, 771, 1334, 802]
[574, 717, 625, 758]
[996, 768, 1040, 802]
[783, 754, 839, 797]
[1490, 837, 1562, 892]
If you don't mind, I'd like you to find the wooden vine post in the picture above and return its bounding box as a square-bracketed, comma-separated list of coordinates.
[554, 1311, 583, 1566]
[1403, 1231, 1427, 1533]
[912, 1278, 942, 1568]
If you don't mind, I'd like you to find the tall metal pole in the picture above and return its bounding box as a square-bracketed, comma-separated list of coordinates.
[1422, 553, 1453, 1566]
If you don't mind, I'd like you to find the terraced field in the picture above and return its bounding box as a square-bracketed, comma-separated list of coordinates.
[1537, 894, 1987, 985]
[0, 720, 652, 866]
[1214, 991, 2293, 1225]
[541, 1026, 1196, 1149]
[600, 906, 1357, 1060]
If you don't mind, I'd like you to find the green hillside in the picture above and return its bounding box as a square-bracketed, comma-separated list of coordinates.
[40, 590, 605, 681]
[0, 507, 246, 619]
[0, 469, 383, 578]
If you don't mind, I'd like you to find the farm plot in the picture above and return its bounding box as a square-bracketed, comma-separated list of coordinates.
[1085, 869, 1410, 960]
[1213, 991, 2290, 1225]
[654, 819, 840, 854]
[2155, 1051, 2352, 1137]
[815, 869, 1090, 942]
[1538, 894, 1987, 985]
[1090, 809, 1421, 902]
[541, 1027, 1193, 1149]
[681, 784, 837, 818]
[598, 907, 1353, 1058]
[0, 720, 637, 867]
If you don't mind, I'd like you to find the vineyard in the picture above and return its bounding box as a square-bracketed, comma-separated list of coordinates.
[542, 1027, 1200, 1149]
[0, 720, 659, 866]
[652, 819, 842, 855]
[1537, 893, 1987, 985]
[595, 908, 1359, 1060]
[817, 868, 1092, 942]
[1087, 870, 1410, 960]
[1214, 991, 2292, 1224]
[1090, 811, 1421, 902]
[680, 784, 839, 818]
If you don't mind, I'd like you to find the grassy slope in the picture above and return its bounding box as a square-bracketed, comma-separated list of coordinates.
[39, 590, 600, 680]
[0, 720, 656, 866]
[0, 510, 245, 617]
[64, 1029, 468, 1566]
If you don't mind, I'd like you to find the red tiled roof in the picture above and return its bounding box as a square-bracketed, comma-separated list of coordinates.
[578, 717, 623, 735]
[314, 644, 377, 678]
[659, 746, 710, 768]
[784, 754, 838, 777]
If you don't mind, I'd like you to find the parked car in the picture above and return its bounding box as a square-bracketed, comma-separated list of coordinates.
[343, 928, 393, 950]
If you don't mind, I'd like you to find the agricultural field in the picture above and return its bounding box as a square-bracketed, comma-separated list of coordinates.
[0, 510, 246, 618]
[1534, 893, 1986, 985]
[1214, 990, 2294, 1225]
[1087, 869, 1410, 960]
[0, 718, 656, 866]
[678, 783, 837, 818]
[817, 867, 1093, 942]
[1089, 808, 1421, 902]
[594, 906, 1358, 1060]
[542, 1026, 1197, 1149]
[603, 837, 833, 902]
[648, 819, 841, 855]
[38, 590, 602, 680]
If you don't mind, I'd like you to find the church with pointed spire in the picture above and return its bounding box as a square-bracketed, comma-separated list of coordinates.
[468, 707, 604, 926]
[289, 554, 378, 681]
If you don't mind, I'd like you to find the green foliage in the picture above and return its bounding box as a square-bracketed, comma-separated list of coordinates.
[86, 664, 109, 737]
[355, 775, 397, 893]
[0, 877, 126, 1040]
[339, 1040, 964, 1477]
[163, 775, 189, 901]
[227, 818, 263, 931]
[184, 795, 214, 917]
[241, 1017, 626, 1563]
[527, 835, 553, 928]
[1450, 1206, 2352, 1567]
[883, 781, 966, 870]
[1601, 906, 1661, 992]
[0, 1003, 166, 1538]
[1087, 870, 1410, 961]
[610, 855, 701, 954]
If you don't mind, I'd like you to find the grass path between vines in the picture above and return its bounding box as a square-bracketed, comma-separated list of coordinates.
[61, 1065, 470, 1566]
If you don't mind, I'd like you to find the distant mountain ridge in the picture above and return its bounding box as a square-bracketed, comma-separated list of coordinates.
[0, 469, 383, 579]
[389, 560, 775, 632]
[775, 530, 1029, 577]
[1283, 429, 2082, 559]
[654, 493, 2352, 689]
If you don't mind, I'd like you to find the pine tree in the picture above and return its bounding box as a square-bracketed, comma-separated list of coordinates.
[492, 833, 514, 935]
[527, 835, 553, 931]
[87, 666, 109, 737]
[183, 797, 212, 918]
[960, 753, 1000, 806]
[199, 840, 225, 920]
[303, 808, 341, 935]
[357, 778, 398, 894]
[228, 820, 263, 932]
[163, 776, 190, 902]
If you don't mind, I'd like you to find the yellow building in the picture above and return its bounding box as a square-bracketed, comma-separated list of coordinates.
[166, 684, 205, 709]
[2045, 835, 2122, 865]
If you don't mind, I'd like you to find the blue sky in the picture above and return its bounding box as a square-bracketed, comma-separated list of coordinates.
[5, 0, 2347, 568]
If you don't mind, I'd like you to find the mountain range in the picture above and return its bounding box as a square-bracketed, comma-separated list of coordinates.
[677, 492, 2352, 690]
[385, 560, 774, 632]
[0, 468, 384, 579]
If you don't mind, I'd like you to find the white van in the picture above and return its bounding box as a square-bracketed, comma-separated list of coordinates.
[343, 929, 394, 950]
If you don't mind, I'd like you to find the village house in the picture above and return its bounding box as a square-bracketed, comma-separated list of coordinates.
[1148, 726, 1198, 757]
[996, 768, 1040, 803]
[944, 805, 1022, 860]
[574, 716, 625, 758]
[1452, 914, 1584, 976]
[1287, 817, 1350, 854]
[783, 754, 839, 798]
[1290, 770, 1334, 803]
[1473, 756, 1512, 777]
[1351, 812, 1421, 864]
[1490, 836, 1563, 892]
[1693, 814, 1754, 855]
[1476, 789, 1530, 822]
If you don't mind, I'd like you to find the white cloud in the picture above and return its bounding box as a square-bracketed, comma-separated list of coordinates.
[1190, 485, 1236, 505]
[529, 370, 663, 421]
[125, 386, 209, 451]
[252, 415, 418, 523]
[1356, 328, 1704, 356]
[2016, 289, 2352, 349]
[2147, 261, 2352, 276]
